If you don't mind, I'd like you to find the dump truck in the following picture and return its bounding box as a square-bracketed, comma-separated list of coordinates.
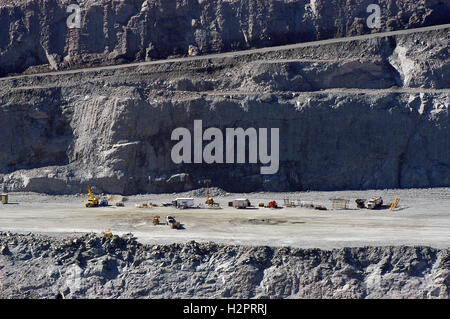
[355, 199, 366, 208]
[367, 196, 383, 209]
[170, 221, 181, 229]
[166, 216, 181, 229]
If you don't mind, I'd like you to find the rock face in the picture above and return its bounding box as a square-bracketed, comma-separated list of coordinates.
[0, 25, 449, 194]
[1, 0, 450, 77]
[0, 233, 448, 298]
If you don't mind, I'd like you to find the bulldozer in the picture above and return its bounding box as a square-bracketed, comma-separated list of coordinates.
[85, 186, 99, 207]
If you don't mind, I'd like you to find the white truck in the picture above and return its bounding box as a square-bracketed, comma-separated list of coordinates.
[366, 196, 383, 209]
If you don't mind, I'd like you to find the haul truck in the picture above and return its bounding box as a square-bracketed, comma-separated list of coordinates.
[367, 197, 383, 209]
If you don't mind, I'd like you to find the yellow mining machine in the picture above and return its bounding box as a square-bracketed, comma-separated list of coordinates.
[390, 197, 400, 211]
[204, 179, 214, 206]
[85, 186, 99, 207]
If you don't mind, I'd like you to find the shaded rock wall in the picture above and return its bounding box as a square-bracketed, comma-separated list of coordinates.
[0, 27, 448, 194]
[1, 0, 449, 76]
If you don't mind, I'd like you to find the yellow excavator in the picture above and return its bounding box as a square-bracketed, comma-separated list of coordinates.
[85, 186, 99, 207]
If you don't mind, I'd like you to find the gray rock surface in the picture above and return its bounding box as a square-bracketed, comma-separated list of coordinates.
[0, 232, 448, 298]
[0, 26, 448, 194]
[1, 0, 449, 77]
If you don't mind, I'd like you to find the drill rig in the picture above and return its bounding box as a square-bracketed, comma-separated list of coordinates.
[85, 186, 99, 207]
[204, 179, 214, 205]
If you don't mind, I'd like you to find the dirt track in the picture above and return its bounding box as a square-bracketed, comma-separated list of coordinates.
[1, 23, 449, 82]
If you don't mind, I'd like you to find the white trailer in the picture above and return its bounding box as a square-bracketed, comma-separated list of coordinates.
[175, 198, 194, 208]
[232, 198, 251, 209]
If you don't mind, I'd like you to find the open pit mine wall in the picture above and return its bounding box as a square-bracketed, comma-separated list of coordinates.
[0, 26, 449, 194]
[0, 233, 449, 298]
[1, 0, 450, 76]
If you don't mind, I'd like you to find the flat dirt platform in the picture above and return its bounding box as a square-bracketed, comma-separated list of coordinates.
[0, 188, 448, 249]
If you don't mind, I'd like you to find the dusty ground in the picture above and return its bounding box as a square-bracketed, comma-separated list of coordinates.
[1, 188, 448, 249]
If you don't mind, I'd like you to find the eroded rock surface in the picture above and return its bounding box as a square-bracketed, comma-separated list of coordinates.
[0, 233, 448, 298]
[0, 26, 448, 194]
[1, 0, 449, 77]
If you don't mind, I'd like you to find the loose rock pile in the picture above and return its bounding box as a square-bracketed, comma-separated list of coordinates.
[0, 232, 448, 298]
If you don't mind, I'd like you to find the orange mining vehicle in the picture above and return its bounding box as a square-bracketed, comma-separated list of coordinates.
[268, 201, 278, 208]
